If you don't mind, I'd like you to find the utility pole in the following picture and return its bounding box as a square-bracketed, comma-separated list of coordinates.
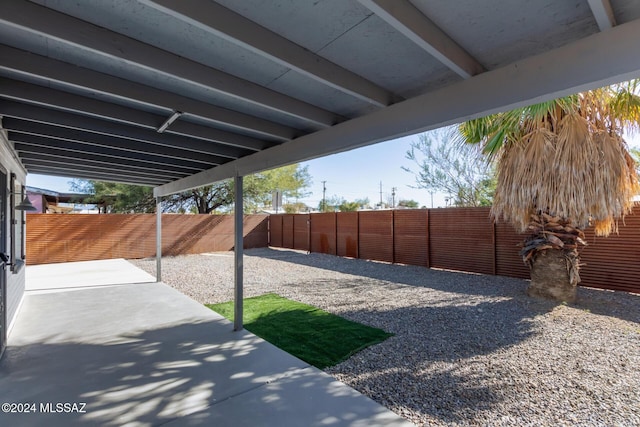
[430, 191, 434, 209]
[322, 181, 327, 212]
[379, 181, 383, 208]
[391, 187, 397, 208]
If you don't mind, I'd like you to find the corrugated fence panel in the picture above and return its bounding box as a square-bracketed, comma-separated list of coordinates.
[394, 209, 428, 267]
[268, 207, 640, 294]
[26, 214, 269, 264]
[269, 215, 283, 247]
[26, 215, 78, 264]
[164, 215, 268, 254]
[337, 212, 358, 258]
[293, 214, 310, 251]
[163, 215, 227, 255]
[495, 221, 530, 279]
[578, 209, 640, 294]
[359, 210, 393, 263]
[243, 216, 269, 249]
[27, 214, 155, 264]
[310, 213, 337, 255]
[282, 215, 294, 249]
[429, 207, 494, 275]
[495, 208, 640, 293]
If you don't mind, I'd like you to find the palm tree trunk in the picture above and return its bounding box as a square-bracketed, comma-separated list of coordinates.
[520, 213, 585, 303]
[527, 249, 577, 303]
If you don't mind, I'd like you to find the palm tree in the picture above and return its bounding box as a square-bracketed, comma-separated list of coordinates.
[458, 80, 640, 302]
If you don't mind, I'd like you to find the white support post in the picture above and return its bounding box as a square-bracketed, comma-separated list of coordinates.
[156, 196, 162, 282]
[233, 175, 243, 331]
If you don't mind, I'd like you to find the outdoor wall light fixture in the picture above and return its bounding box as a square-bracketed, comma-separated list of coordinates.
[9, 172, 36, 211]
[157, 110, 183, 133]
[12, 194, 37, 211]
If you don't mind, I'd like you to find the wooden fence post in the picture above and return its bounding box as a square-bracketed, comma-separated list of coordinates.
[492, 220, 497, 275]
[392, 209, 396, 264]
[426, 209, 431, 269]
[356, 211, 360, 259]
[334, 211, 338, 256]
[308, 214, 311, 254]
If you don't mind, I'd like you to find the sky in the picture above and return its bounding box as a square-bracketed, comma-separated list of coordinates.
[298, 134, 441, 208]
[25, 130, 640, 210]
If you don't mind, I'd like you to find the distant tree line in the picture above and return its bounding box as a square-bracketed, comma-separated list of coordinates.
[317, 196, 420, 212]
[72, 164, 312, 214]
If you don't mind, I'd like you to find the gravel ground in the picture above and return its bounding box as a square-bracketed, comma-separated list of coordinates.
[130, 248, 640, 427]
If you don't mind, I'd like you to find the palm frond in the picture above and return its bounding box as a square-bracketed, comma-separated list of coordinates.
[463, 81, 640, 237]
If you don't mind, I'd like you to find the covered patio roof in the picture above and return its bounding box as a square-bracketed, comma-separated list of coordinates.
[2, 0, 640, 196]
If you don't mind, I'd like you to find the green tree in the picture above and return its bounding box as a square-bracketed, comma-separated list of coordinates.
[318, 195, 343, 212]
[458, 80, 640, 302]
[398, 199, 419, 208]
[245, 164, 312, 211]
[70, 180, 156, 213]
[73, 164, 312, 214]
[283, 202, 309, 213]
[318, 196, 370, 212]
[403, 129, 495, 207]
[354, 198, 371, 210]
[164, 182, 234, 214]
[338, 200, 360, 212]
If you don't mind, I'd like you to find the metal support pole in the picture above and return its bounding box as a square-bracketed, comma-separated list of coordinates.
[156, 196, 162, 282]
[233, 175, 244, 331]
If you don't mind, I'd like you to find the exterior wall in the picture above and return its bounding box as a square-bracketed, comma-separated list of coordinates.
[26, 193, 45, 213]
[0, 128, 27, 333]
[6, 268, 24, 333]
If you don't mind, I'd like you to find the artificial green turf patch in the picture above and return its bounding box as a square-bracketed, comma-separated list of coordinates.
[207, 293, 393, 369]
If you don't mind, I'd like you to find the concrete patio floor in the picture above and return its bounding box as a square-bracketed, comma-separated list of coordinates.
[0, 259, 412, 426]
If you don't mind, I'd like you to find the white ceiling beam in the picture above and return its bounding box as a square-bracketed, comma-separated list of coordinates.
[587, 0, 617, 31]
[0, 44, 296, 142]
[155, 16, 640, 197]
[144, 0, 396, 108]
[358, 0, 484, 79]
[2, 0, 341, 128]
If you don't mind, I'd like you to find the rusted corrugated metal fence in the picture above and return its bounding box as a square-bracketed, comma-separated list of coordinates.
[270, 207, 640, 294]
[26, 214, 268, 265]
[26, 209, 640, 294]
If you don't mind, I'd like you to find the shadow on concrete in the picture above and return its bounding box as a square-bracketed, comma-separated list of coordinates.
[0, 320, 409, 427]
[0, 281, 411, 427]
